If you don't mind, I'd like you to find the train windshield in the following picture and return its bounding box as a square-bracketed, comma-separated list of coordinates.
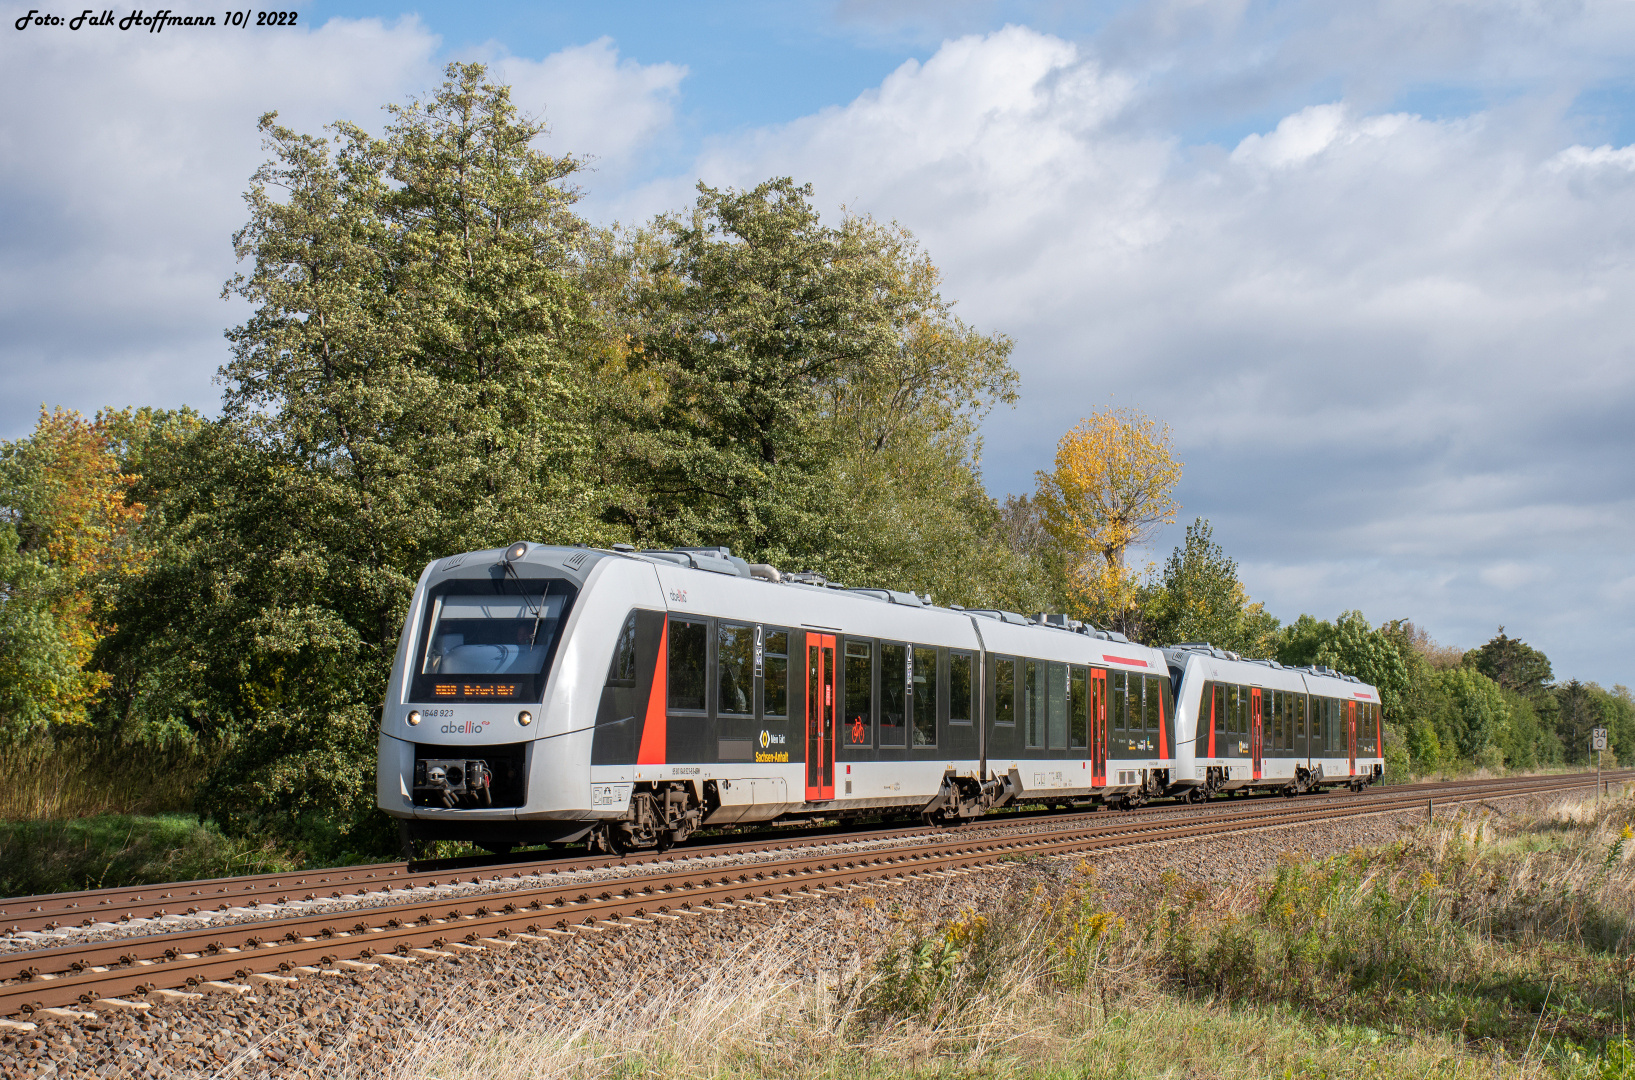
[408, 578, 576, 702]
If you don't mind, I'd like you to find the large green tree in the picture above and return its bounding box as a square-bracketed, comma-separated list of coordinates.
[1142, 518, 1278, 654]
[1468, 629, 1554, 701]
[603, 182, 1031, 607]
[104, 63, 604, 847]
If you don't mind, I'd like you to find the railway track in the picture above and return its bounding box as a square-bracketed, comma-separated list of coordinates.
[2, 770, 1604, 939]
[0, 770, 1614, 1021]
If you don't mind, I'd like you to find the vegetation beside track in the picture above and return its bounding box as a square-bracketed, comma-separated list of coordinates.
[385, 790, 1635, 1080]
[0, 814, 300, 897]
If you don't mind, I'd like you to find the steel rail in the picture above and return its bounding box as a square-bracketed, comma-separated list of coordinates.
[4, 770, 1610, 937]
[0, 772, 1597, 984]
[0, 772, 1604, 1018]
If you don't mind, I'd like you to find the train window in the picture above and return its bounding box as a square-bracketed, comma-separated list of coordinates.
[1161, 677, 1175, 733]
[1140, 675, 1156, 733]
[1127, 673, 1143, 732]
[1111, 672, 1125, 732]
[1295, 694, 1306, 744]
[717, 624, 753, 716]
[1213, 683, 1225, 739]
[843, 639, 873, 747]
[1069, 666, 1088, 748]
[1238, 685, 1251, 736]
[1048, 662, 1068, 749]
[1024, 661, 1043, 748]
[912, 646, 937, 747]
[607, 611, 639, 686]
[995, 658, 1016, 726]
[880, 644, 908, 746]
[667, 618, 708, 712]
[413, 581, 576, 703]
[1270, 690, 1283, 748]
[949, 651, 973, 724]
[762, 630, 788, 718]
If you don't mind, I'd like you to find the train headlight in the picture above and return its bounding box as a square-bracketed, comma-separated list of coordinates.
[518, 710, 533, 726]
[407, 710, 421, 726]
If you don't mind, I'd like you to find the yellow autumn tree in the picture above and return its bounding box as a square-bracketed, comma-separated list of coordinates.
[1034, 407, 1182, 632]
[0, 407, 149, 733]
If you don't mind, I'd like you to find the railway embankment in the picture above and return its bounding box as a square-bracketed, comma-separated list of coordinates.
[3, 779, 1629, 1078]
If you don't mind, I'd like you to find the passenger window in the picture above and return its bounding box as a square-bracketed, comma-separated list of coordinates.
[1069, 666, 1087, 748]
[1270, 690, 1282, 746]
[1238, 685, 1251, 735]
[667, 618, 708, 712]
[1143, 676, 1159, 732]
[608, 611, 638, 685]
[1128, 673, 1143, 732]
[717, 623, 753, 715]
[949, 651, 973, 724]
[912, 646, 937, 747]
[1213, 683, 1225, 737]
[844, 639, 873, 747]
[1112, 672, 1126, 732]
[880, 644, 907, 746]
[762, 630, 788, 718]
[1025, 660, 1044, 748]
[995, 658, 1016, 726]
[1048, 662, 1068, 749]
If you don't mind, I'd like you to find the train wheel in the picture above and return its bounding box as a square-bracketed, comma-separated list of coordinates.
[595, 823, 627, 857]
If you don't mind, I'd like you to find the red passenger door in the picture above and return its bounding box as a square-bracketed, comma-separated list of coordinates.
[1347, 701, 1357, 777]
[1090, 668, 1107, 786]
[805, 635, 836, 801]
[1250, 688, 1263, 781]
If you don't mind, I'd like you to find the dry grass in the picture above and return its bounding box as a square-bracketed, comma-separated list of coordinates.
[344, 944, 1568, 1080]
[301, 794, 1635, 1079]
[0, 736, 205, 821]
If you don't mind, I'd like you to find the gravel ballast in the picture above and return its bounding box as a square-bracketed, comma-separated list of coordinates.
[0, 793, 1558, 1079]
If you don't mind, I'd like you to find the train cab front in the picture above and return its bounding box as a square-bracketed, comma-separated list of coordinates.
[378, 542, 585, 853]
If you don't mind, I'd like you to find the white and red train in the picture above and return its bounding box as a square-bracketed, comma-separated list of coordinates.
[377, 543, 1384, 854]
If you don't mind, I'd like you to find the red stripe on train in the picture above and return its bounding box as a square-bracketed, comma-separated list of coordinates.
[636, 620, 669, 765]
[1102, 655, 1149, 667]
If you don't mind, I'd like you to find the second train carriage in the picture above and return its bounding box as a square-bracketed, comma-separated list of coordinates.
[1163, 644, 1385, 798]
[378, 542, 1183, 854]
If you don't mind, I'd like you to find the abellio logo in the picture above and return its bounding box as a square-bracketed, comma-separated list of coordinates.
[441, 719, 492, 735]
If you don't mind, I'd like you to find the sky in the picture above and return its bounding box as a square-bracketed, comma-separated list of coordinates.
[3, 0, 1634, 685]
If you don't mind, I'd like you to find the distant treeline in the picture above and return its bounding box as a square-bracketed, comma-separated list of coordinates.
[0, 64, 1625, 860]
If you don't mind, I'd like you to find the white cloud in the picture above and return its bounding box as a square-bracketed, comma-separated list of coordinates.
[488, 38, 685, 175]
[0, 20, 684, 435]
[1547, 144, 1635, 172]
[1229, 103, 1348, 168]
[620, 24, 1635, 676]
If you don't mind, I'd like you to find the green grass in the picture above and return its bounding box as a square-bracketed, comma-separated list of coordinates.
[0, 813, 299, 897]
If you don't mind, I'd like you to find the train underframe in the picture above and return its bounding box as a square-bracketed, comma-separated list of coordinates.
[398, 761, 1382, 859]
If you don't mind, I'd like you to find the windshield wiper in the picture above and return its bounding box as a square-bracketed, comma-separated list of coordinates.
[502, 561, 548, 647]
